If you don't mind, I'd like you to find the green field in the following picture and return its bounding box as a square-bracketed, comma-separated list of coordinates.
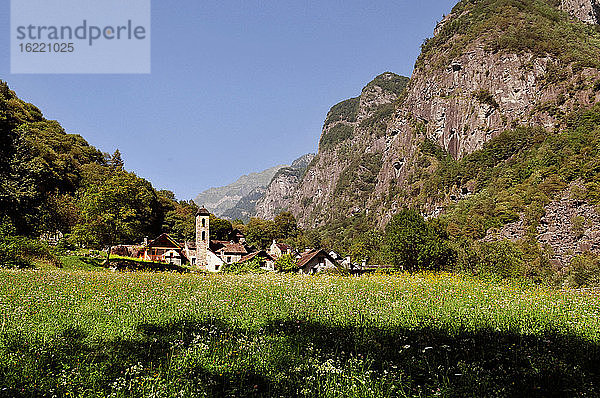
[0, 266, 599, 397]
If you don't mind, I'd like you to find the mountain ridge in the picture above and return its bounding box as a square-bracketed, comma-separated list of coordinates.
[194, 165, 286, 217]
[254, 0, 600, 267]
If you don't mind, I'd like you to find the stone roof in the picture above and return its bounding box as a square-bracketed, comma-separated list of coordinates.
[275, 242, 291, 251]
[239, 250, 274, 263]
[296, 249, 336, 269]
[220, 242, 248, 255]
[197, 207, 210, 216]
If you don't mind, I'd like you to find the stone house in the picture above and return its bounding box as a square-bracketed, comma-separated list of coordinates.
[239, 250, 275, 271]
[211, 241, 248, 265]
[269, 240, 293, 258]
[296, 249, 340, 274]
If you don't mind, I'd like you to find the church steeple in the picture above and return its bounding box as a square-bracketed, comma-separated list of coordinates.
[195, 207, 210, 268]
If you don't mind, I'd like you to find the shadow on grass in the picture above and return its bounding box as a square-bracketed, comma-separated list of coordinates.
[0, 319, 598, 397]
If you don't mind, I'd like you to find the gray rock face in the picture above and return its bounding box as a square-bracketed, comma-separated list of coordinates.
[221, 186, 267, 222]
[255, 154, 315, 220]
[537, 184, 600, 269]
[484, 183, 600, 269]
[194, 165, 286, 217]
[285, 73, 405, 227]
[560, 0, 600, 24]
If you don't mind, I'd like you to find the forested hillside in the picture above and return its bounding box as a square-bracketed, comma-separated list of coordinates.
[0, 81, 201, 260]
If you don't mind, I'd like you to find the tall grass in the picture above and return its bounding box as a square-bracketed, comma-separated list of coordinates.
[0, 270, 599, 397]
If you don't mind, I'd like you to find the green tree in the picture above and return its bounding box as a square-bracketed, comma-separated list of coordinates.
[384, 209, 455, 272]
[157, 191, 197, 242]
[72, 170, 160, 264]
[349, 230, 384, 265]
[210, 214, 233, 241]
[108, 149, 124, 170]
[245, 218, 277, 250]
[274, 212, 299, 240]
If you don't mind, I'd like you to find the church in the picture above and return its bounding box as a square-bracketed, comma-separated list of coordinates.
[141, 206, 255, 271]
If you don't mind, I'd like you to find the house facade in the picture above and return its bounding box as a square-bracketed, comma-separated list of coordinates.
[269, 240, 292, 258]
[296, 249, 340, 274]
[142, 233, 188, 266]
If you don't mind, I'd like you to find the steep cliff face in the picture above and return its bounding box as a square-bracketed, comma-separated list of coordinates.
[372, 0, 600, 222]
[285, 73, 409, 228]
[254, 153, 315, 220]
[288, 0, 600, 230]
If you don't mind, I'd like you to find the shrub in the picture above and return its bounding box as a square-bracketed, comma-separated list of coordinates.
[0, 236, 56, 269]
[364, 73, 409, 96]
[223, 258, 267, 275]
[319, 124, 354, 150]
[275, 254, 298, 273]
[472, 240, 525, 279]
[571, 216, 586, 238]
[564, 254, 600, 288]
[324, 98, 360, 126]
[473, 89, 499, 109]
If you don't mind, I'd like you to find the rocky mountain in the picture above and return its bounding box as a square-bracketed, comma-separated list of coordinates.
[255, 153, 316, 219]
[221, 186, 268, 222]
[260, 0, 600, 267]
[194, 165, 286, 217]
[195, 153, 315, 221]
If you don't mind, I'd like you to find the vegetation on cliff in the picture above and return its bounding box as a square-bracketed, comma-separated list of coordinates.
[418, 0, 600, 71]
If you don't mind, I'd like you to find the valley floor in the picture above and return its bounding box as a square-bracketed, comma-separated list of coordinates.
[0, 267, 599, 397]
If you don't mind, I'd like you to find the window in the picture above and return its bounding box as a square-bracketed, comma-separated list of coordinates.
[202, 231, 206, 241]
[227, 256, 231, 263]
[202, 218, 205, 227]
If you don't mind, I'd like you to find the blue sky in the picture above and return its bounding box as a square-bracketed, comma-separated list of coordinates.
[0, 0, 457, 200]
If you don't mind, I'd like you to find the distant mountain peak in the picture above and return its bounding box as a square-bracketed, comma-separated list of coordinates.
[194, 165, 286, 217]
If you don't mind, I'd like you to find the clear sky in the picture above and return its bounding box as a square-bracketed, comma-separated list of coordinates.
[0, 0, 457, 200]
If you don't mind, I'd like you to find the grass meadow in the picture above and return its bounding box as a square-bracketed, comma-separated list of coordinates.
[0, 260, 599, 397]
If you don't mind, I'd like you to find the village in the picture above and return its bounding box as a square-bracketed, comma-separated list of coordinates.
[110, 207, 360, 274]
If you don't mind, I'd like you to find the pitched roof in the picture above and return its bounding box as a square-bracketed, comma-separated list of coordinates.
[275, 242, 291, 251]
[209, 240, 230, 251]
[147, 233, 181, 249]
[220, 242, 248, 255]
[297, 249, 322, 268]
[239, 250, 274, 263]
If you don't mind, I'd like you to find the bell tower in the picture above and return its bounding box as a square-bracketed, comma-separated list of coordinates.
[195, 207, 210, 267]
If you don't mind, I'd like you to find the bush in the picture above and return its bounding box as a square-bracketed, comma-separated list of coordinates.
[0, 236, 56, 269]
[471, 240, 525, 279]
[564, 254, 600, 288]
[223, 258, 267, 275]
[324, 98, 360, 126]
[473, 89, 499, 109]
[275, 254, 298, 273]
[364, 73, 409, 96]
[319, 124, 354, 150]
